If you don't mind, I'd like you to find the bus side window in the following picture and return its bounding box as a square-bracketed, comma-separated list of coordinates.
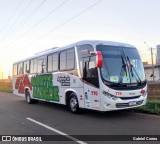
[18, 62, 23, 75]
[38, 58, 46, 73]
[13, 64, 18, 75]
[84, 57, 99, 87]
[24, 61, 30, 74]
[66, 48, 75, 70]
[60, 48, 75, 71]
[60, 51, 66, 70]
[53, 53, 58, 71]
[77, 44, 99, 87]
[30, 58, 37, 73]
[47, 54, 53, 72]
[77, 44, 94, 77]
[47, 52, 59, 72]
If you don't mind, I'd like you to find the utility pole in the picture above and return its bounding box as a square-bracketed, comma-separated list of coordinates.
[144, 42, 155, 81]
[150, 47, 155, 81]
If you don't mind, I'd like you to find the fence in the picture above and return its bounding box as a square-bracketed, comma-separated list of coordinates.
[147, 82, 160, 100]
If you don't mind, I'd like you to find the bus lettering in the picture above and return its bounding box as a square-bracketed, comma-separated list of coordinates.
[91, 91, 98, 96]
[115, 92, 122, 96]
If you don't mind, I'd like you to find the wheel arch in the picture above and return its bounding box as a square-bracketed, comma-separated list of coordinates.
[65, 89, 78, 105]
[24, 87, 32, 98]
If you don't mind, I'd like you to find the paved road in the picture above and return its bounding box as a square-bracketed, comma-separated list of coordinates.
[0, 92, 160, 144]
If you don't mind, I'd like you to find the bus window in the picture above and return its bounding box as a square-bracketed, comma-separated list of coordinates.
[77, 44, 94, 77]
[84, 57, 99, 87]
[53, 53, 58, 71]
[60, 51, 66, 70]
[77, 44, 94, 58]
[18, 62, 23, 74]
[77, 44, 99, 87]
[30, 58, 37, 73]
[24, 61, 30, 74]
[13, 64, 18, 75]
[47, 55, 52, 72]
[38, 58, 46, 73]
[60, 48, 75, 71]
[67, 48, 75, 70]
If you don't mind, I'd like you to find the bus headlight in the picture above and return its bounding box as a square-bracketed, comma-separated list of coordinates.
[103, 91, 119, 101]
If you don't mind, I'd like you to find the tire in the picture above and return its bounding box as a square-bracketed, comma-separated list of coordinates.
[68, 93, 80, 113]
[25, 90, 37, 104]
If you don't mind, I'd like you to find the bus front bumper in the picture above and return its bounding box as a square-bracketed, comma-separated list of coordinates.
[101, 95, 147, 111]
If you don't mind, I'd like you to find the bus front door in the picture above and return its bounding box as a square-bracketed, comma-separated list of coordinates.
[83, 57, 100, 110]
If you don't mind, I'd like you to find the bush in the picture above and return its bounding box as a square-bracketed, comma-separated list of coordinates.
[0, 81, 12, 93]
[129, 100, 160, 115]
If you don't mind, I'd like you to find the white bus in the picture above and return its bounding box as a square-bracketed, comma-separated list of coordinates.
[12, 40, 147, 113]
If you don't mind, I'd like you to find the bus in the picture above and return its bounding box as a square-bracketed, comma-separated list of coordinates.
[12, 40, 147, 113]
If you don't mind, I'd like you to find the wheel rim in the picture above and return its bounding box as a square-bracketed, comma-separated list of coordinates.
[70, 96, 78, 112]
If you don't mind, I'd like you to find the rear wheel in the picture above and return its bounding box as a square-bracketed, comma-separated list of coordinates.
[68, 93, 80, 113]
[25, 90, 38, 104]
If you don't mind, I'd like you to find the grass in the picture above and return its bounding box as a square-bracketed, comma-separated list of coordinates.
[128, 100, 160, 115]
[0, 81, 12, 93]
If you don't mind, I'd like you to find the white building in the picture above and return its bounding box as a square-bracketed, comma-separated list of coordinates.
[143, 44, 160, 81]
[156, 45, 160, 64]
[144, 64, 160, 81]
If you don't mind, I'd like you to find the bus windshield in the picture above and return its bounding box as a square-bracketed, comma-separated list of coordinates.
[96, 45, 146, 84]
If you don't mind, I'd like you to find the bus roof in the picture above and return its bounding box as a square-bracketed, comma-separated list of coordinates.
[13, 40, 136, 64]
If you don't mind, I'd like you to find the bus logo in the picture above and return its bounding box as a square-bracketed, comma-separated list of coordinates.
[91, 91, 98, 96]
[115, 92, 122, 96]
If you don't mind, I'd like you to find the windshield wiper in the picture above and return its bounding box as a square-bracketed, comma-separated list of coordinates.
[119, 56, 127, 84]
[126, 56, 142, 84]
[121, 56, 127, 74]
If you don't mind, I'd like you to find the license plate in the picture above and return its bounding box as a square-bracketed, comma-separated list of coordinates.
[129, 101, 136, 106]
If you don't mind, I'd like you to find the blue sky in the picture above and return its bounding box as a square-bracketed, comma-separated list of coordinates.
[0, 0, 160, 78]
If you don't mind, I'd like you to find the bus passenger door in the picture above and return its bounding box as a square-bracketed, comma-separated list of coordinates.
[83, 57, 100, 110]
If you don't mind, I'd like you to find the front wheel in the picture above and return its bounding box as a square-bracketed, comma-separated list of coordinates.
[68, 93, 80, 113]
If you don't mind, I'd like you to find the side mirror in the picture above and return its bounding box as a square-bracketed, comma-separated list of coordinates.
[81, 49, 103, 68]
[89, 51, 103, 68]
[96, 51, 103, 68]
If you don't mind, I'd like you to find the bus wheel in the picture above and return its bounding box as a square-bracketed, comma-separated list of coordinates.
[68, 93, 80, 113]
[26, 90, 34, 104]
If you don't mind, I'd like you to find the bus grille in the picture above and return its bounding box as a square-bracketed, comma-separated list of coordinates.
[116, 100, 143, 108]
[120, 96, 141, 100]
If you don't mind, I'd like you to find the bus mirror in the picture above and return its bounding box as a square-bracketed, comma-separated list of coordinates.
[89, 51, 103, 68]
[81, 50, 103, 68]
[81, 50, 97, 56]
[81, 49, 90, 54]
[96, 51, 103, 68]
[89, 51, 96, 56]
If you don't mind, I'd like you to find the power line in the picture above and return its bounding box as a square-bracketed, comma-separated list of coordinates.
[0, 0, 23, 36]
[1, 0, 47, 44]
[25, 0, 103, 47]
[19, 0, 69, 36]
[5, 0, 69, 47]
[1, 0, 34, 39]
